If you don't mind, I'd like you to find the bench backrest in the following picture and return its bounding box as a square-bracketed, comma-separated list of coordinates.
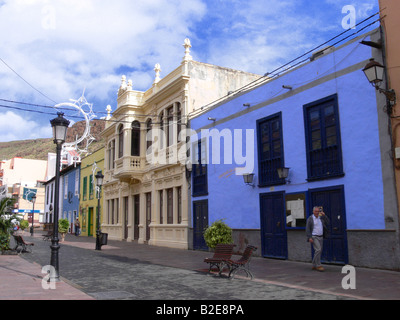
[211, 244, 236, 259]
[13, 235, 23, 244]
[237, 245, 257, 263]
[13, 235, 31, 245]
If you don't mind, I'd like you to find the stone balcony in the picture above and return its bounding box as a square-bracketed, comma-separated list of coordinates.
[107, 142, 188, 184]
[113, 156, 145, 182]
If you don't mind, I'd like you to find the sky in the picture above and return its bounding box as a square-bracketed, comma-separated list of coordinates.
[0, 0, 379, 142]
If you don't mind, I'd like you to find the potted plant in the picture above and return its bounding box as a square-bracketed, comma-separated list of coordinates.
[58, 218, 70, 242]
[203, 219, 233, 249]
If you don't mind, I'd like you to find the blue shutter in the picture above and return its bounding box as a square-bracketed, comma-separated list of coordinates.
[257, 112, 285, 186]
[304, 94, 344, 181]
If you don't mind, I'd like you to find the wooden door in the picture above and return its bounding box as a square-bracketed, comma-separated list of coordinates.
[146, 193, 151, 241]
[88, 207, 94, 237]
[124, 197, 128, 240]
[134, 195, 139, 240]
[193, 200, 208, 250]
[310, 186, 348, 264]
[260, 192, 288, 259]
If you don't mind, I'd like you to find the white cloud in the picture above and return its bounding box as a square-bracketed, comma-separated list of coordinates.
[0, 0, 379, 143]
[202, 0, 328, 74]
[0, 0, 207, 103]
[201, 0, 378, 75]
[325, 0, 378, 18]
[0, 111, 52, 142]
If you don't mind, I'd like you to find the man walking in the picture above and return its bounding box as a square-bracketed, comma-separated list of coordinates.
[74, 218, 81, 236]
[306, 206, 330, 271]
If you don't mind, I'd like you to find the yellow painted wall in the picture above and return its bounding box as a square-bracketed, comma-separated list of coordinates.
[79, 147, 105, 237]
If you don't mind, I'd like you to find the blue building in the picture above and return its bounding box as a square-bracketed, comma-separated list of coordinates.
[189, 28, 400, 270]
[60, 164, 81, 234]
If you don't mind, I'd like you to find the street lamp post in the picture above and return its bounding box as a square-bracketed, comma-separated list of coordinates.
[95, 170, 104, 251]
[49, 112, 70, 282]
[30, 195, 36, 236]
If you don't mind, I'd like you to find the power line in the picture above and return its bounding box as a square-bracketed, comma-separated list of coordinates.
[0, 103, 189, 127]
[188, 11, 382, 118]
[0, 57, 58, 104]
[0, 98, 176, 118]
[0, 10, 382, 126]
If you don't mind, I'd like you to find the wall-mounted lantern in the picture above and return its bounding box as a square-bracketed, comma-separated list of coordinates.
[277, 167, 291, 184]
[243, 173, 255, 188]
[363, 58, 396, 107]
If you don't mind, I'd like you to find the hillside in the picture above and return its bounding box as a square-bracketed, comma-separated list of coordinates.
[0, 120, 106, 161]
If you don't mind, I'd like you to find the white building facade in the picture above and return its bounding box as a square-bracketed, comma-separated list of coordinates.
[101, 39, 261, 249]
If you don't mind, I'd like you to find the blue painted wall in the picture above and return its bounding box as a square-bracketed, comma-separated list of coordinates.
[190, 29, 388, 231]
[61, 165, 80, 231]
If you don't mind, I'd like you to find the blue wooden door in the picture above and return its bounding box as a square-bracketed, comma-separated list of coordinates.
[193, 200, 208, 251]
[260, 192, 288, 259]
[310, 186, 348, 264]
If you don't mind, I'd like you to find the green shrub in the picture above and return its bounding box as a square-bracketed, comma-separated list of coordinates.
[58, 219, 70, 234]
[0, 233, 10, 252]
[20, 220, 29, 230]
[203, 219, 233, 249]
[0, 198, 18, 252]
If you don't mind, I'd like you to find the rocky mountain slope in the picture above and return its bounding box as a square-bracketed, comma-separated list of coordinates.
[0, 120, 106, 161]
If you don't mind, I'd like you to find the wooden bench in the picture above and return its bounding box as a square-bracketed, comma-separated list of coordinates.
[224, 245, 257, 280]
[13, 235, 34, 253]
[42, 231, 53, 241]
[204, 244, 236, 275]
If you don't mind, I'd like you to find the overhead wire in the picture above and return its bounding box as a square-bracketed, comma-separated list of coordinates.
[0, 101, 189, 127]
[0, 98, 185, 120]
[0, 57, 58, 104]
[0, 10, 382, 126]
[223, 16, 381, 109]
[188, 10, 382, 118]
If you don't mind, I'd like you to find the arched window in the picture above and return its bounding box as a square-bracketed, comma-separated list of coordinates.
[108, 140, 115, 169]
[167, 106, 174, 147]
[131, 121, 141, 156]
[177, 102, 182, 143]
[159, 112, 164, 149]
[118, 125, 124, 158]
[146, 119, 153, 153]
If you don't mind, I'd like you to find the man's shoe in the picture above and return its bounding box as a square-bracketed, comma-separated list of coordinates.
[316, 266, 325, 272]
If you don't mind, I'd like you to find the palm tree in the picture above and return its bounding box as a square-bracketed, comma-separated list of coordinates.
[0, 198, 19, 252]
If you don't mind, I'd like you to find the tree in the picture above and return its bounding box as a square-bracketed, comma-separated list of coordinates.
[0, 198, 19, 252]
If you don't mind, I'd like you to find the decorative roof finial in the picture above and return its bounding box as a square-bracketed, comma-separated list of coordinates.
[183, 38, 192, 62]
[120, 75, 127, 89]
[106, 105, 112, 120]
[154, 63, 161, 84]
[118, 75, 128, 95]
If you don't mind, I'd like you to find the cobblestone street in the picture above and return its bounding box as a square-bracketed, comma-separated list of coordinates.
[18, 233, 353, 301]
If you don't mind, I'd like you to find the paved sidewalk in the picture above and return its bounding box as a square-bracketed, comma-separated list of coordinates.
[0, 255, 94, 300]
[1, 232, 400, 300]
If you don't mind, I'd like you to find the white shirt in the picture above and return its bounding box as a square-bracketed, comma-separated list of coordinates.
[312, 215, 323, 236]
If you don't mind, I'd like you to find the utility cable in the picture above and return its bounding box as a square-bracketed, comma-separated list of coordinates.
[0, 57, 58, 104]
[188, 11, 382, 118]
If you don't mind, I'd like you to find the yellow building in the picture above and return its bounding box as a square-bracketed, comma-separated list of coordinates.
[101, 39, 261, 249]
[79, 147, 105, 237]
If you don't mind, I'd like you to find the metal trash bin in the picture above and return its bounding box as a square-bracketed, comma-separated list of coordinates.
[100, 232, 108, 246]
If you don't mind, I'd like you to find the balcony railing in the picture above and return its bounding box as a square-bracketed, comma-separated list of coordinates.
[113, 156, 144, 180]
[111, 142, 187, 181]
